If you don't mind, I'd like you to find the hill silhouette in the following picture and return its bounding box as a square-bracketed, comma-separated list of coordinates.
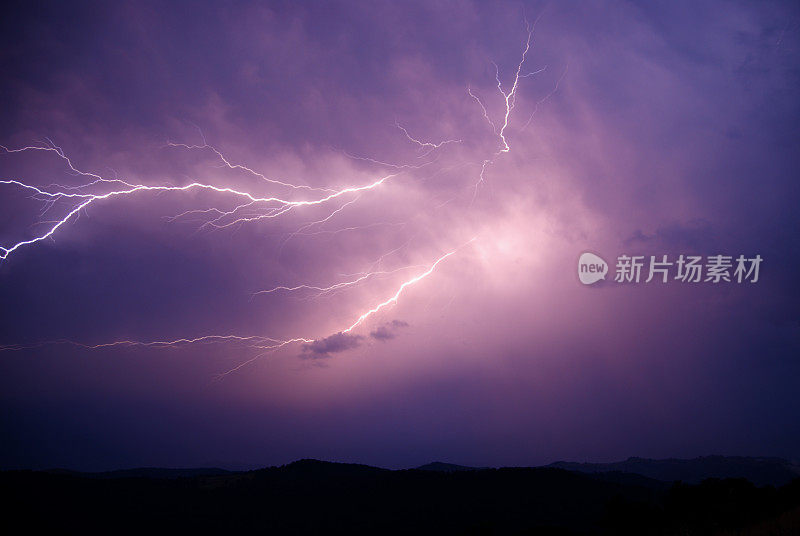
[415, 461, 484, 472]
[2, 457, 800, 534]
[548, 455, 800, 487]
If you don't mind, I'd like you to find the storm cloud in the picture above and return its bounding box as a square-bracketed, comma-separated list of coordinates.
[370, 320, 410, 341]
[301, 333, 364, 358]
[0, 1, 798, 471]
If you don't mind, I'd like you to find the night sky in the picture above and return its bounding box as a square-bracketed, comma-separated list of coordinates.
[1, 0, 798, 471]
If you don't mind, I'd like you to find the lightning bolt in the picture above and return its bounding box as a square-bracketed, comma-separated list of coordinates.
[0, 160, 397, 260]
[341, 243, 470, 334]
[165, 141, 336, 193]
[395, 121, 462, 157]
[0, 243, 469, 383]
[464, 17, 543, 202]
[251, 264, 427, 300]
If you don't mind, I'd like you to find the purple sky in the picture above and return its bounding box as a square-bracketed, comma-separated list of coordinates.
[1, 0, 799, 471]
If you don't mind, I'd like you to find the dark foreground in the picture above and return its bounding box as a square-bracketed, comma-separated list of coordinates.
[2, 459, 799, 534]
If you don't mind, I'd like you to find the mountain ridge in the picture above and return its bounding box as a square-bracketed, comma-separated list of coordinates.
[26, 455, 800, 487]
[3, 456, 799, 534]
[546, 455, 800, 487]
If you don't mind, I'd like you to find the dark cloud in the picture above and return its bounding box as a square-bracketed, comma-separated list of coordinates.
[301, 332, 363, 358]
[370, 320, 409, 341]
[625, 220, 717, 252]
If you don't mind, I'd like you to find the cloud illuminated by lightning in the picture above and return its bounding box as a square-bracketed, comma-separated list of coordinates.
[0, 17, 562, 378]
